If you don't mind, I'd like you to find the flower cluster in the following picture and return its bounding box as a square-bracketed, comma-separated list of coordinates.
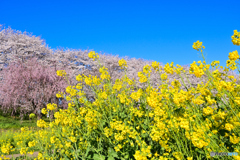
[118, 58, 128, 69]
[88, 51, 99, 61]
[1, 30, 240, 160]
[189, 61, 209, 78]
[29, 113, 36, 119]
[226, 60, 237, 71]
[229, 50, 239, 61]
[231, 30, 240, 46]
[56, 70, 67, 77]
[192, 40, 205, 51]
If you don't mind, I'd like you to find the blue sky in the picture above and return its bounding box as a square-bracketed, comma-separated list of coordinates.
[1, 0, 240, 105]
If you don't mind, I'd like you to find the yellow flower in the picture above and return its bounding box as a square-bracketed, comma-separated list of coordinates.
[41, 108, 47, 114]
[203, 106, 214, 116]
[37, 119, 48, 128]
[152, 61, 160, 71]
[225, 123, 234, 131]
[28, 140, 36, 147]
[118, 59, 128, 69]
[212, 130, 218, 134]
[229, 50, 239, 61]
[76, 74, 84, 82]
[56, 70, 67, 77]
[66, 142, 72, 148]
[70, 136, 77, 143]
[114, 146, 120, 152]
[47, 103, 57, 111]
[88, 51, 99, 60]
[154, 152, 159, 157]
[50, 136, 55, 144]
[192, 40, 204, 51]
[21, 127, 28, 132]
[161, 73, 168, 80]
[230, 135, 240, 144]
[231, 30, 240, 46]
[20, 148, 28, 155]
[29, 113, 35, 119]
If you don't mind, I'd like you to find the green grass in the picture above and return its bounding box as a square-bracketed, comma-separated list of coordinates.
[0, 114, 45, 136]
[1, 155, 37, 160]
[0, 110, 52, 133]
[0, 106, 54, 158]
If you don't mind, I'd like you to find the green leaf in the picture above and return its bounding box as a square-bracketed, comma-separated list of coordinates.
[75, 149, 81, 154]
[141, 124, 147, 130]
[85, 145, 91, 157]
[93, 154, 106, 160]
[86, 151, 94, 159]
[107, 156, 115, 160]
[197, 149, 205, 155]
[120, 112, 126, 118]
[141, 132, 148, 138]
[108, 148, 118, 157]
[96, 147, 103, 152]
[124, 154, 129, 159]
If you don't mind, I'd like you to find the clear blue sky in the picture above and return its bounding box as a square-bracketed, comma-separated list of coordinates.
[1, 0, 240, 105]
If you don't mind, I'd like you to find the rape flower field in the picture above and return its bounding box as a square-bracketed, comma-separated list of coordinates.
[0, 30, 240, 160]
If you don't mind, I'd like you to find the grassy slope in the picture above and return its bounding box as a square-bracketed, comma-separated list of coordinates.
[0, 108, 53, 157]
